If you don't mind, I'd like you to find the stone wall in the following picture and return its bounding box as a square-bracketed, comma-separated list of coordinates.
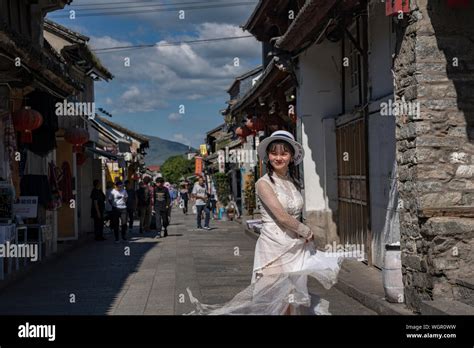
[394, 0, 474, 312]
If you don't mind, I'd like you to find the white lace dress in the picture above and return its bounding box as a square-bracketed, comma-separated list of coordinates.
[186, 174, 343, 315]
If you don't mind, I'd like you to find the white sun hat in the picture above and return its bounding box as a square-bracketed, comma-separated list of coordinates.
[257, 130, 305, 165]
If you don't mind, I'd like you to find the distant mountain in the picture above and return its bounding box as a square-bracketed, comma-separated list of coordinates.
[143, 135, 196, 166]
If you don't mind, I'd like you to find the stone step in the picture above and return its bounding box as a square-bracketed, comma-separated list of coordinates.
[454, 278, 474, 306]
[420, 299, 474, 315]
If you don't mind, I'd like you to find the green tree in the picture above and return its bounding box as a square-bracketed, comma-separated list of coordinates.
[161, 155, 194, 184]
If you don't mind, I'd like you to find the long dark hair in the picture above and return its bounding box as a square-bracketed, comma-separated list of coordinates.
[265, 140, 301, 189]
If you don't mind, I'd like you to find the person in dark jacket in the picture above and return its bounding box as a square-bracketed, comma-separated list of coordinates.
[90, 179, 106, 241]
[137, 177, 153, 234]
[179, 182, 189, 215]
[125, 180, 137, 231]
[154, 177, 171, 238]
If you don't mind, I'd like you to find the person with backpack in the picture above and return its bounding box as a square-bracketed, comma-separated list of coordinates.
[154, 177, 171, 238]
[137, 177, 153, 234]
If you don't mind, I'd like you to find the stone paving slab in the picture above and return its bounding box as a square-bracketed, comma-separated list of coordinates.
[0, 208, 377, 315]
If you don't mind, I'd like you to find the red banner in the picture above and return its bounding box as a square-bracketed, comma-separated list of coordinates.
[195, 156, 203, 175]
[386, 0, 410, 16]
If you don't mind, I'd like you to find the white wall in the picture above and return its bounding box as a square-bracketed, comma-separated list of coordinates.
[368, 100, 400, 268]
[297, 40, 341, 214]
[369, 1, 396, 100]
[367, 1, 400, 267]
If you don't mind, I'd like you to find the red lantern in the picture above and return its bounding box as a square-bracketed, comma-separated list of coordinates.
[76, 152, 87, 166]
[65, 127, 89, 153]
[236, 126, 252, 139]
[12, 107, 43, 143]
[246, 117, 265, 133]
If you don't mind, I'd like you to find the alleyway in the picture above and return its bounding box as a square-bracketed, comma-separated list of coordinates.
[0, 210, 375, 315]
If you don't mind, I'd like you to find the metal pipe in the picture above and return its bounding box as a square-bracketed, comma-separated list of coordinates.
[362, 0, 373, 266]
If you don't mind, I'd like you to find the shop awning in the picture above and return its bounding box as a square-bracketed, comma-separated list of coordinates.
[85, 147, 120, 160]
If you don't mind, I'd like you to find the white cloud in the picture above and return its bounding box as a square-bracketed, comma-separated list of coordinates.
[168, 113, 183, 122]
[118, 85, 168, 112]
[88, 20, 260, 114]
[173, 133, 190, 146]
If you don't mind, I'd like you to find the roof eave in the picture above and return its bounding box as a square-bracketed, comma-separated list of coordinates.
[275, 0, 339, 52]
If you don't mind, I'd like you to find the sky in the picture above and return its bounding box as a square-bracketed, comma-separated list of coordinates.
[47, 0, 262, 148]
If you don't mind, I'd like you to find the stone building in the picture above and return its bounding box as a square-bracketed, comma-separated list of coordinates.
[393, 0, 473, 313]
[238, 0, 473, 314]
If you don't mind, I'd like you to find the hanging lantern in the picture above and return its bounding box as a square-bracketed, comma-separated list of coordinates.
[245, 118, 254, 130]
[264, 114, 284, 128]
[246, 117, 265, 133]
[65, 127, 89, 153]
[12, 107, 43, 143]
[236, 126, 252, 139]
[76, 152, 87, 166]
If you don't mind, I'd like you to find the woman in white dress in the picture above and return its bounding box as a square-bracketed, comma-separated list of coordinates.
[187, 131, 344, 315]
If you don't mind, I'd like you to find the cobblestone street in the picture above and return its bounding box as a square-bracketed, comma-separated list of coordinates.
[0, 209, 376, 315]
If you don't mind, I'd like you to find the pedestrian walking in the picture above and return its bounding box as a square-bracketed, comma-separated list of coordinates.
[179, 182, 189, 214]
[125, 180, 137, 232]
[90, 179, 106, 241]
[108, 180, 128, 243]
[104, 181, 114, 230]
[209, 181, 218, 220]
[192, 176, 211, 230]
[154, 177, 171, 238]
[137, 177, 153, 234]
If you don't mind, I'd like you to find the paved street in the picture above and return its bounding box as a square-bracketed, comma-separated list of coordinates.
[0, 209, 375, 315]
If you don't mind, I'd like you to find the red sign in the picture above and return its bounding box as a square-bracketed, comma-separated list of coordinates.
[386, 0, 410, 16]
[195, 156, 203, 175]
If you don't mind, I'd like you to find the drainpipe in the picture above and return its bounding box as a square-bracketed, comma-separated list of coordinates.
[362, 0, 373, 266]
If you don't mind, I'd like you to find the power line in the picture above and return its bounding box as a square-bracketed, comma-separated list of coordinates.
[70, 0, 227, 7]
[50, 2, 257, 18]
[92, 35, 254, 53]
[71, 0, 232, 11]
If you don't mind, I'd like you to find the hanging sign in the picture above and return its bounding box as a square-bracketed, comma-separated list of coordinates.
[195, 156, 203, 175]
[386, 0, 410, 16]
[13, 196, 38, 218]
[0, 182, 14, 221]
